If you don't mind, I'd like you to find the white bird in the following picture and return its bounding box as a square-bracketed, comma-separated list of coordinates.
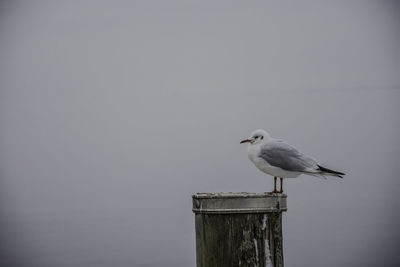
[240, 129, 344, 193]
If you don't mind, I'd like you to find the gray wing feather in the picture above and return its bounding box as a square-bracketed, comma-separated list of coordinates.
[259, 140, 317, 172]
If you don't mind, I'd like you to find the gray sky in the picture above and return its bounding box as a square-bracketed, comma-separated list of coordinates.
[1, 1, 399, 266]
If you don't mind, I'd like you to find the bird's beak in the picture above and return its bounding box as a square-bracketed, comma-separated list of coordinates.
[240, 139, 251, 144]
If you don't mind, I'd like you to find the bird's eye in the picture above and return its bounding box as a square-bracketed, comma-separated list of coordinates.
[260, 136, 264, 140]
[254, 135, 259, 139]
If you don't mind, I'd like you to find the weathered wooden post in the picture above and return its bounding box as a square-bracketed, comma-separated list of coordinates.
[192, 192, 287, 267]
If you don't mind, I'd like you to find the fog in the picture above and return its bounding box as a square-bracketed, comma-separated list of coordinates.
[0, 1, 399, 266]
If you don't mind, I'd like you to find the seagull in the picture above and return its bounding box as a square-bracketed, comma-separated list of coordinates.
[240, 129, 345, 193]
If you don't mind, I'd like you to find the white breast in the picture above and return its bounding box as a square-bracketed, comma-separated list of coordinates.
[247, 143, 301, 178]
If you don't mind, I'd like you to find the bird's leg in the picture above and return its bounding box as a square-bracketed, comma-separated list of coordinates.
[279, 177, 283, 193]
[272, 176, 277, 193]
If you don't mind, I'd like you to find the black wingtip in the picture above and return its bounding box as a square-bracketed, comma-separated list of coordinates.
[317, 164, 345, 177]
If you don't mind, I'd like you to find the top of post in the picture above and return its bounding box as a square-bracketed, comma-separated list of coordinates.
[192, 192, 287, 214]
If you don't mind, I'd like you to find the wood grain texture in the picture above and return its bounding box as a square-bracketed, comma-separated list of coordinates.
[195, 212, 283, 267]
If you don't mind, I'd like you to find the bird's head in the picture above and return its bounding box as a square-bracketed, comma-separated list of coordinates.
[240, 129, 270, 145]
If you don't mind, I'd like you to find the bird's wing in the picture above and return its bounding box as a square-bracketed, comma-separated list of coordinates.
[259, 140, 318, 172]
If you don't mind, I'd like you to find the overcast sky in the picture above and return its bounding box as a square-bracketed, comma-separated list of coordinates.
[1, 1, 399, 266]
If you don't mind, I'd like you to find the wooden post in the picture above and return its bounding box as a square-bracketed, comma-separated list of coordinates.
[192, 193, 287, 267]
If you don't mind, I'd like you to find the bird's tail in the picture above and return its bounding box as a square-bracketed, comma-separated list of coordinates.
[317, 165, 345, 178]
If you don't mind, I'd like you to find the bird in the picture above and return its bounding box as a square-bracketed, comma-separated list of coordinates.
[240, 129, 345, 193]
